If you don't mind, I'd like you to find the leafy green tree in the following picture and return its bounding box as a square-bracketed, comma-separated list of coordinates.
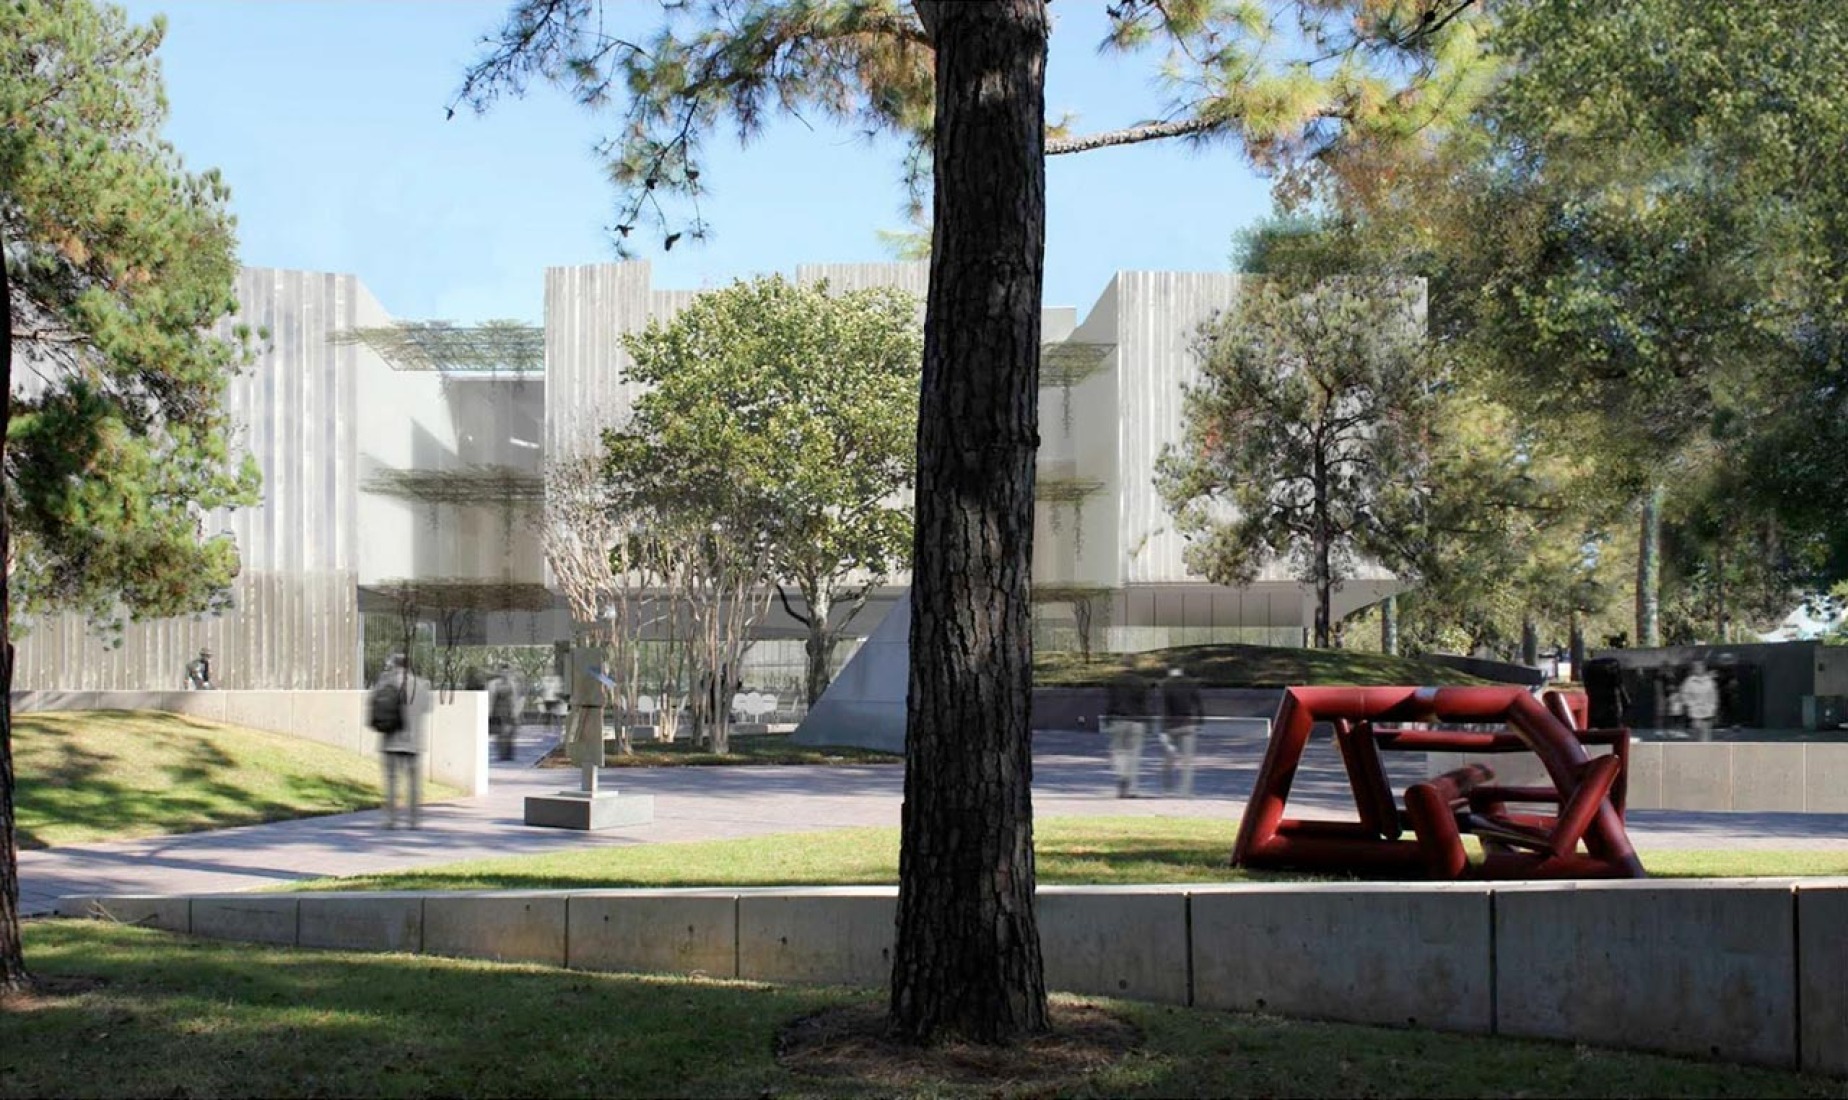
[1312, 0, 1848, 645]
[1158, 277, 1435, 648]
[466, 0, 1490, 1044]
[648, 277, 919, 708]
[1, 0, 259, 993]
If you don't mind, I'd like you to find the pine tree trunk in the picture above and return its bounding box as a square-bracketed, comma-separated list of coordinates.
[1, 223, 28, 995]
[1714, 540, 1728, 644]
[1313, 555, 1333, 649]
[1312, 450, 1332, 648]
[1636, 484, 1663, 648]
[891, 0, 1049, 1045]
[1380, 594, 1399, 656]
[1521, 615, 1539, 666]
[1569, 611, 1586, 682]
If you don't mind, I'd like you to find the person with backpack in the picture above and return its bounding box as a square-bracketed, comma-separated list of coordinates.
[369, 652, 427, 829]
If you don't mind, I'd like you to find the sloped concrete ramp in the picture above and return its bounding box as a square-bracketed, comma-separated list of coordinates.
[791, 594, 910, 753]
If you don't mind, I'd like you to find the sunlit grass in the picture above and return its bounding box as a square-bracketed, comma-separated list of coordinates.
[5, 920, 1844, 1098]
[13, 710, 460, 848]
[283, 815, 1843, 893]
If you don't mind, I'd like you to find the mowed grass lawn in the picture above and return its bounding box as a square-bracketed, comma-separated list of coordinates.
[284, 815, 1848, 892]
[5, 920, 1844, 1099]
[13, 710, 458, 848]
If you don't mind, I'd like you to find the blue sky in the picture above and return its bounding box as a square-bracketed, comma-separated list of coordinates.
[121, 0, 1276, 324]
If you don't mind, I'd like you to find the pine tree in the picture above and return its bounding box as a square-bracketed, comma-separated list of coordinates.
[1, 0, 259, 994]
[463, 0, 1491, 1043]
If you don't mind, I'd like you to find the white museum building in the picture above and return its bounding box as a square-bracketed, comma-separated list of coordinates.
[12, 261, 1404, 692]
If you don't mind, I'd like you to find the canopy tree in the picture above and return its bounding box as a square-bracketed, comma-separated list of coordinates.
[607, 295, 787, 755]
[616, 276, 921, 711]
[1157, 277, 1436, 648]
[464, 0, 1491, 1044]
[1298, 0, 1848, 646]
[1, 0, 259, 993]
[1230, 214, 1611, 661]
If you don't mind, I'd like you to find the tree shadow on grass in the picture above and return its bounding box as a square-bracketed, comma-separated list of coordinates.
[13, 923, 842, 1099]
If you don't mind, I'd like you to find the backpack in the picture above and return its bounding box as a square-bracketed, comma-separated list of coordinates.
[369, 678, 406, 735]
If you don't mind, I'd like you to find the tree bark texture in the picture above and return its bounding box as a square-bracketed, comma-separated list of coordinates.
[801, 584, 834, 707]
[891, 0, 1049, 1045]
[1380, 594, 1399, 656]
[0, 223, 27, 994]
[1637, 484, 1663, 648]
[1312, 447, 1332, 648]
[1521, 615, 1539, 667]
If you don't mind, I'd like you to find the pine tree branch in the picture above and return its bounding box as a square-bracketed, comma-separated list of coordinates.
[7, 329, 88, 345]
[1045, 116, 1222, 156]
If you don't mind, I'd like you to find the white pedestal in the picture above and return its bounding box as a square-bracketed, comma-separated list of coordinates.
[523, 791, 655, 831]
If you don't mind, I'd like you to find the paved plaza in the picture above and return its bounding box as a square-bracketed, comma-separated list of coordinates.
[19, 723, 1848, 916]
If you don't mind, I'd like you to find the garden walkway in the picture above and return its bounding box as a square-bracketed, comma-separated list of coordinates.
[18, 723, 1848, 915]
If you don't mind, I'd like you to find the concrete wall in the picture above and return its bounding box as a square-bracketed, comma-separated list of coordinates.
[63, 879, 1848, 1073]
[13, 689, 488, 796]
[1426, 741, 1848, 813]
[13, 268, 364, 691]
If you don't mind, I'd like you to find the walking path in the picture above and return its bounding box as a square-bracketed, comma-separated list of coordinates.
[20, 723, 1848, 916]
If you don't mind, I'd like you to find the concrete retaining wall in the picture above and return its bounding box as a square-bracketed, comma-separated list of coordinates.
[1424, 741, 1848, 814]
[61, 878, 1848, 1073]
[13, 689, 489, 796]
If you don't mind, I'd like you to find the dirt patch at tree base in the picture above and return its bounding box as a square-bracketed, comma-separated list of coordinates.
[0, 974, 107, 1012]
[776, 1001, 1142, 1091]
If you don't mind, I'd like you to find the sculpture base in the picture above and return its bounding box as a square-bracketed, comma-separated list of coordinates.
[523, 792, 654, 831]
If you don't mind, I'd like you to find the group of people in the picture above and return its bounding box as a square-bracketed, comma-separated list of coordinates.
[1101, 667, 1205, 797]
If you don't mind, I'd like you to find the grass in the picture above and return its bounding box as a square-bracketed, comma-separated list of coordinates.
[281, 816, 1848, 893]
[12, 710, 460, 849]
[592, 731, 898, 768]
[1035, 642, 1495, 688]
[3, 920, 1843, 1098]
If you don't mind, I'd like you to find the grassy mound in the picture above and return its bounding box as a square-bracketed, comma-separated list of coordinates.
[13, 709, 455, 848]
[1035, 642, 1494, 688]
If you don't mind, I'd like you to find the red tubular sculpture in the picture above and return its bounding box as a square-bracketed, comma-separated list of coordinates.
[1232, 685, 1644, 880]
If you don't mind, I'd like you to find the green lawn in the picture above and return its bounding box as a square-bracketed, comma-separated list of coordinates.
[1035, 642, 1495, 688]
[3, 920, 1841, 1099]
[283, 815, 1848, 893]
[13, 710, 460, 849]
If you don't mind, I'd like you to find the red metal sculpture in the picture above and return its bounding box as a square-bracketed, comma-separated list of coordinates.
[1232, 685, 1644, 879]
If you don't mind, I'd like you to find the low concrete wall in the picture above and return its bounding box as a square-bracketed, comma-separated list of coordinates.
[1495, 881, 1798, 1065]
[13, 689, 488, 796]
[1192, 883, 1493, 1033]
[61, 879, 1848, 1073]
[1425, 741, 1848, 813]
